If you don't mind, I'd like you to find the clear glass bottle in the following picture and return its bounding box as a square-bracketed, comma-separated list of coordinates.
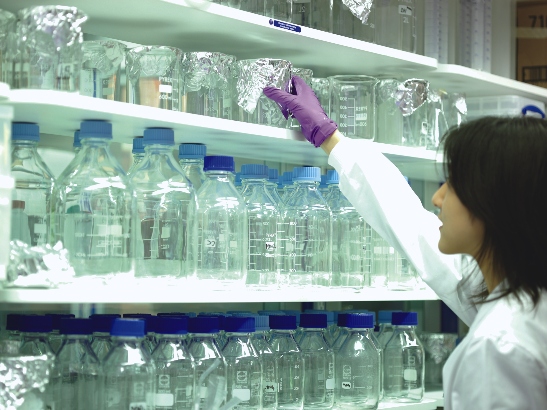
[51, 120, 136, 281]
[375, 0, 417, 53]
[102, 318, 156, 410]
[51, 318, 102, 410]
[222, 317, 262, 409]
[179, 143, 207, 191]
[46, 313, 75, 355]
[302, 310, 335, 348]
[318, 175, 328, 198]
[188, 316, 227, 410]
[240, 164, 279, 288]
[123, 313, 157, 354]
[298, 314, 334, 410]
[281, 171, 295, 203]
[335, 314, 380, 409]
[234, 172, 242, 193]
[10, 200, 30, 244]
[266, 168, 284, 208]
[376, 311, 400, 349]
[127, 136, 145, 175]
[191, 156, 248, 286]
[129, 127, 196, 281]
[269, 315, 303, 410]
[90, 314, 120, 362]
[331, 313, 349, 354]
[73, 130, 81, 154]
[279, 167, 332, 287]
[250, 315, 278, 410]
[152, 316, 195, 410]
[325, 170, 371, 289]
[383, 312, 424, 403]
[11, 122, 55, 247]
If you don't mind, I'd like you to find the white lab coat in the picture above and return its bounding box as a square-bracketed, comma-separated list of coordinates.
[328, 136, 547, 409]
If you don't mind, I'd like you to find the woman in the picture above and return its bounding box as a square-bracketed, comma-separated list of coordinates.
[264, 77, 547, 409]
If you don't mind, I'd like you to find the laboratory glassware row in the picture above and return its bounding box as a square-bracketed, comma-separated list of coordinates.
[10, 120, 424, 290]
[0, 5, 467, 149]
[3, 309, 425, 410]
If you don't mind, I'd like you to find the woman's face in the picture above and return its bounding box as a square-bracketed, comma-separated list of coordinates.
[432, 182, 485, 257]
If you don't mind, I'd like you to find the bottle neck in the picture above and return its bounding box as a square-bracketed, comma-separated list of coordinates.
[92, 332, 111, 339]
[144, 144, 175, 155]
[111, 335, 145, 342]
[206, 171, 233, 179]
[12, 139, 38, 151]
[21, 332, 49, 339]
[156, 333, 186, 341]
[80, 137, 111, 148]
[271, 329, 296, 336]
[180, 158, 204, 166]
[294, 179, 319, 188]
[63, 334, 91, 341]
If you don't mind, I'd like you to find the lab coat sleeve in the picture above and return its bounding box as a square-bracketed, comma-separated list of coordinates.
[450, 338, 547, 410]
[328, 136, 478, 326]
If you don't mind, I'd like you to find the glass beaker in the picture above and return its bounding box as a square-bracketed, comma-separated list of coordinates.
[311, 78, 329, 111]
[0, 10, 15, 87]
[400, 79, 430, 148]
[15, 6, 88, 91]
[290, 0, 331, 32]
[288, 67, 313, 129]
[329, 75, 377, 140]
[182, 52, 236, 120]
[375, 0, 416, 53]
[264, 0, 290, 21]
[375, 78, 405, 145]
[126, 46, 183, 111]
[236, 58, 292, 127]
[332, 0, 375, 42]
[81, 40, 126, 101]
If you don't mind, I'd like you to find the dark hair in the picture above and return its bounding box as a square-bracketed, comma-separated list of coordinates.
[443, 116, 547, 307]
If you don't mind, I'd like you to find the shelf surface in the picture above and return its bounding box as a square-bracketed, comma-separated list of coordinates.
[4, 89, 442, 180]
[0, 283, 438, 304]
[0, 0, 437, 78]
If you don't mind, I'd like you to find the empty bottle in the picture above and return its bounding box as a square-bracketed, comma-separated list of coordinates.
[318, 175, 328, 197]
[191, 156, 247, 286]
[52, 120, 136, 280]
[376, 311, 400, 349]
[73, 130, 81, 153]
[383, 312, 424, 403]
[335, 313, 380, 409]
[298, 314, 334, 410]
[269, 315, 303, 410]
[178, 143, 207, 191]
[266, 168, 284, 208]
[152, 316, 195, 410]
[281, 171, 295, 203]
[188, 316, 227, 410]
[90, 314, 120, 362]
[102, 318, 156, 410]
[325, 170, 370, 289]
[11, 122, 55, 247]
[51, 318, 102, 410]
[331, 313, 349, 354]
[279, 167, 332, 287]
[130, 127, 196, 280]
[222, 317, 262, 409]
[46, 313, 75, 354]
[250, 315, 278, 410]
[240, 164, 279, 288]
[235, 172, 242, 193]
[128, 136, 145, 175]
[303, 310, 335, 348]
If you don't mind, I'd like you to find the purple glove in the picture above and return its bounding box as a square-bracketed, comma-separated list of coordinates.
[263, 76, 338, 148]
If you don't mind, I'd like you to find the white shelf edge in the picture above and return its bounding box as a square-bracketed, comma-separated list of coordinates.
[379, 396, 440, 410]
[0, 285, 438, 304]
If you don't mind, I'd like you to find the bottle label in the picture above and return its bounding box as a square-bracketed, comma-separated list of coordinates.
[342, 381, 352, 389]
[403, 368, 417, 381]
[155, 393, 175, 406]
[232, 388, 251, 401]
[399, 5, 413, 16]
[326, 378, 335, 389]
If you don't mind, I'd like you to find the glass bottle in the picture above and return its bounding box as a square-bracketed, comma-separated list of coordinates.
[178, 143, 207, 191]
[123, 313, 157, 354]
[279, 166, 332, 287]
[383, 312, 424, 402]
[281, 171, 295, 203]
[73, 130, 81, 154]
[51, 318, 102, 410]
[152, 316, 195, 410]
[46, 313, 75, 355]
[250, 315, 278, 410]
[129, 127, 196, 281]
[335, 314, 380, 409]
[269, 315, 303, 410]
[191, 156, 248, 287]
[11, 122, 55, 247]
[51, 120, 136, 281]
[127, 136, 144, 175]
[325, 170, 371, 289]
[302, 310, 335, 348]
[240, 164, 279, 288]
[102, 318, 156, 410]
[266, 168, 284, 208]
[187, 316, 227, 410]
[222, 317, 262, 409]
[298, 314, 334, 410]
[90, 314, 120, 362]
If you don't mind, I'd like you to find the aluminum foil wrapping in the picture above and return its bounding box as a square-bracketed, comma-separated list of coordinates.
[0, 353, 53, 410]
[126, 46, 183, 81]
[236, 58, 292, 114]
[396, 79, 429, 116]
[17, 5, 87, 50]
[420, 333, 458, 364]
[441, 92, 467, 128]
[82, 40, 126, 76]
[341, 0, 374, 23]
[184, 52, 236, 92]
[377, 79, 406, 106]
[5, 241, 75, 288]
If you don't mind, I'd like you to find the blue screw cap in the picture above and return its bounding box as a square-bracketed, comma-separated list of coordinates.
[300, 313, 327, 329]
[179, 143, 206, 159]
[80, 120, 112, 139]
[73, 130, 81, 148]
[90, 314, 121, 333]
[143, 127, 174, 145]
[254, 315, 270, 331]
[378, 310, 402, 324]
[293, 166, 321, 182]
[45, 313, 76, 331]
[6, 314, 23, 331]
[268, 168, 279, 183]
[19, 315, 53, 333]
[204, 155, 235, 172]
[155, 316, 189, 335]
[326, 169, 339, 184]
[337, 313, 349, 327]
[240, 164, 268, 179]
[345, 313, 374, 329]
[188, 317, 219, 334]
[269, 315, 297, 330]
[59, 318, 93, 335]
[225, 317, 255, 333]
[282, 171, 293, 186]
[392, 312, 418, 326]
[304, 310, 334, 325]
[12, 122, 39, 141]
[110, 318, 145, 337]
[132, 137, 144, 153]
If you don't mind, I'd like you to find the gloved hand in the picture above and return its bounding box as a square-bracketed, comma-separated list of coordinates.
[263, 76, 338, 148]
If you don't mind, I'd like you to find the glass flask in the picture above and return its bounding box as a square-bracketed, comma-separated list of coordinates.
[81, 40, 125, 101]
[11, 122, 55, 247]
[279, 166, 332, 287]
[129, 127, 196, 281]
[375, 0, 416, 53]
[127, 136, 145, 175]
[240, 164, 279, 288]
[191, 155, 248, 286]
[51, 120, 136, 281]
[179, 143, 207, 191]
